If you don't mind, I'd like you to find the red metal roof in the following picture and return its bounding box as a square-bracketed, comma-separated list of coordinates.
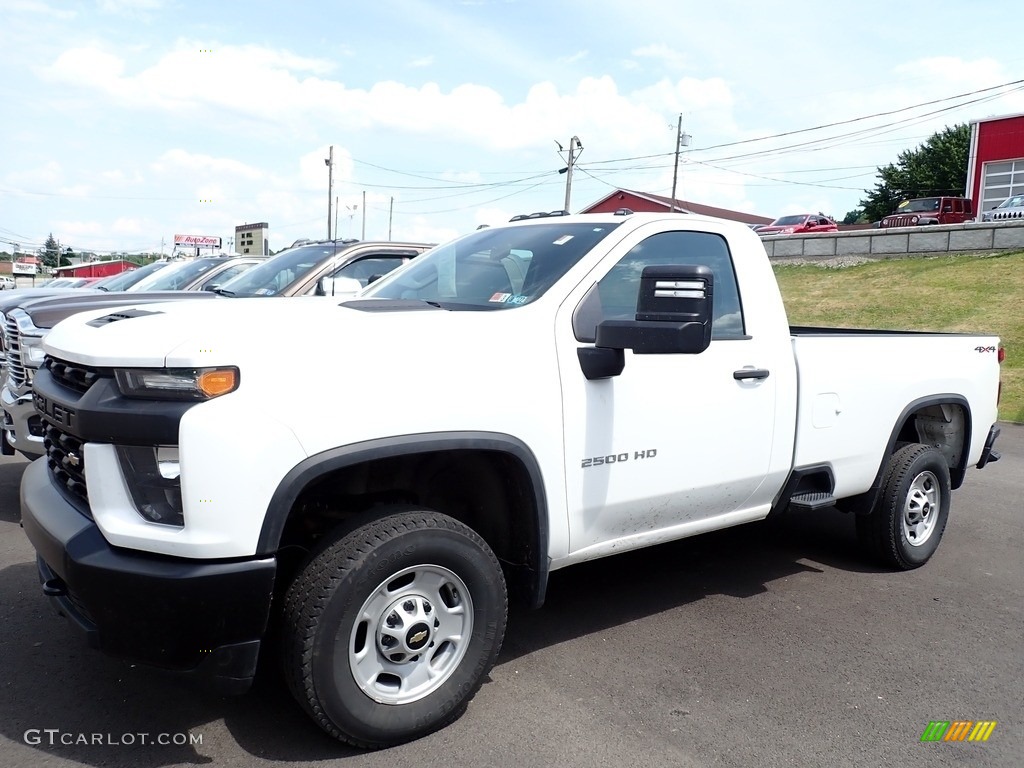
[580, 189, 773, 225]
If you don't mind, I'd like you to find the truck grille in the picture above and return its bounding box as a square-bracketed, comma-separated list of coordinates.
[992, 209, 1024, 220]
[43, 422, 89, 506]
[883, 215, 917, 228]
[4, 313, 27, 389]
[46, 358, 101, 393]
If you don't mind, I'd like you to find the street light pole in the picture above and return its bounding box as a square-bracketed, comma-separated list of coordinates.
[325, 146, 334, 240]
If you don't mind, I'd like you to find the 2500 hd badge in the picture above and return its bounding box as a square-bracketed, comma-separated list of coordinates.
[581, 449, 658, 468]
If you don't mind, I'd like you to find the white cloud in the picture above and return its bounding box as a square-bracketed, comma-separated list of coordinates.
[399, 216, 460, 245]
[111, 216, 147, 234]
[558, 51, 588, 65]
[97, 0, 162, 12]
[631, 44, 689, 72]
[5, 160, 64, 189]
[152, 149, 266, 181]
[2, 0, 76, 18]
[409, 55, 434, 68]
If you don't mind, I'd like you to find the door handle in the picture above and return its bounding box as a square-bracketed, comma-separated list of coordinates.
[733, 368, 770, 380]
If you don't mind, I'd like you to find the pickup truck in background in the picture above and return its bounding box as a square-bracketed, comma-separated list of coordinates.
[0, 256, 262, 459]
[20, 211, 1002, 748]
[1, 241, 429, 458]
[880, 196, 974, 228]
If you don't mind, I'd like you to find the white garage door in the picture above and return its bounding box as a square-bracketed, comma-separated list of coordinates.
[981, 159, 1024, 213]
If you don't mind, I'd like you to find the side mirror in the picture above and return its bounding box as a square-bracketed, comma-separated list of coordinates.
[317, 275, 364, 296]
[203, 283, 220, 292]
[595, 265, 714, 355]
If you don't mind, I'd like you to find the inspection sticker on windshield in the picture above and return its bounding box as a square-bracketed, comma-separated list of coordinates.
[489, 293, 529, 304]
[552, 235, 574, 245]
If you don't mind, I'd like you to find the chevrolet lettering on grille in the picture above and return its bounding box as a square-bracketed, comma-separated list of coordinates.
[33, 392, 77, 430]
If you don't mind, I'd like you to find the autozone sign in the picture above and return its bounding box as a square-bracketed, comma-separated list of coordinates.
[174, 234, 221, 247]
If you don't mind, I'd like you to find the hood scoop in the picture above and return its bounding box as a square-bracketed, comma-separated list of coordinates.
[86, 308, 164, 327]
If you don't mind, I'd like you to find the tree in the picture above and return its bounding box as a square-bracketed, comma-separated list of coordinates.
[41, 233, 60, 268]
[859, 124, 970, 222]
[842, 209, 867, 225]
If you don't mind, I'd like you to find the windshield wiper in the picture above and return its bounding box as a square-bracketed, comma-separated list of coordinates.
[213, 288, 237, 297]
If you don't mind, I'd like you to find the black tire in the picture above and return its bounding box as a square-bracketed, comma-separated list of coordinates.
[282, 509, 507, 748]
[856, 443, 951, 570]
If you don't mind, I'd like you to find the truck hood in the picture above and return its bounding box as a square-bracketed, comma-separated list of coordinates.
[42, 296, 536, 370]
[24, 290, 219, 330]
[0, 288, 98, 314]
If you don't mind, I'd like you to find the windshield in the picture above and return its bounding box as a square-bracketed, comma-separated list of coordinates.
[128, 258, 223, 292]
[996, 195, 1024, 209]
[769, 215, 808, 226]
[215, 243, 352, 297]
[898, 198, 941, 213]
[361, 222, 621, 309]
[96, 261, 169, 291]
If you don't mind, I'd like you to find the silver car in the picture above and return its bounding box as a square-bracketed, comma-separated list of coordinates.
[982, 194, 1024, 222]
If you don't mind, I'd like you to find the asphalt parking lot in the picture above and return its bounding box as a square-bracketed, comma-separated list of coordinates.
[0, 426, 1020, 768]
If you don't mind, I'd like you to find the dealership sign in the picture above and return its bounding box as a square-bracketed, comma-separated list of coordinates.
[174, 234, 222, 247]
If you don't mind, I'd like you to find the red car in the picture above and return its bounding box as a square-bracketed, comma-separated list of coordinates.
[758, 213, 838, 236]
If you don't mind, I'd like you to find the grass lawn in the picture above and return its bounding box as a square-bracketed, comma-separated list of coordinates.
[773, 250, 1024, 423]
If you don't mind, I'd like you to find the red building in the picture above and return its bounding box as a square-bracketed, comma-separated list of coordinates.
[966, 112, 1024, 216]
[53, 259, 137, 278]
[580, 189, 772, 226]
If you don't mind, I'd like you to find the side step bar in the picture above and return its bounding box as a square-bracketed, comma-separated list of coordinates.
[788, 491, 837, 511]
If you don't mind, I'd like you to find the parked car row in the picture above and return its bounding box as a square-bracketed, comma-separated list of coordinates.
[756, 194, 1024, 232]
[0, 239, 432, 458]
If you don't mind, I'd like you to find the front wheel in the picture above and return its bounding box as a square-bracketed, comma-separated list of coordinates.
[282, 509, 507, 748]
[856, 443, 951, 569]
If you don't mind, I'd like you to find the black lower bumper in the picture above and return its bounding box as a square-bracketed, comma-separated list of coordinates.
[976, 424, 1001, 469]
[20, 459, 277, 694]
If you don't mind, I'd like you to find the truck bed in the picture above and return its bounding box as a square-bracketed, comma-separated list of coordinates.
[789, 328, 1001, 500]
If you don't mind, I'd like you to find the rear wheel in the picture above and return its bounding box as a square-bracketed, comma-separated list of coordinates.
[856, 444, 951, 569]
[282, 509, 507, 748]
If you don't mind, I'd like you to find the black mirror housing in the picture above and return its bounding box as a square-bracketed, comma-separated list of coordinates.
[595, 265, 714, 355]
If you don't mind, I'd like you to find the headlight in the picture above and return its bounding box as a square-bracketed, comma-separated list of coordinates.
[114, 366, 239, 400]
[20, 335, 48, 365]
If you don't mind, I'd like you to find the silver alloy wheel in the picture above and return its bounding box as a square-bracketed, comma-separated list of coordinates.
[349, 564, 474, 706]
[902, 470, 940, 547]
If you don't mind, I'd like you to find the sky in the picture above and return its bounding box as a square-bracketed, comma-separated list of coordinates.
[1, 0, 1023, 257]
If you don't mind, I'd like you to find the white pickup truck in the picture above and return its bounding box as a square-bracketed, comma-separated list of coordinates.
[20, 211, 1003, 748]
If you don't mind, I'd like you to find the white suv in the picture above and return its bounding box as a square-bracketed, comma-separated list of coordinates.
[0, 276, 17, 290]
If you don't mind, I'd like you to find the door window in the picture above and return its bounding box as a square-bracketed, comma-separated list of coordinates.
[333, 256, 409, 287]
[577, 230, 745, 340]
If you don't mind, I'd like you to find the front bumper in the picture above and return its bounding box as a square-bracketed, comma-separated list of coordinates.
[2, 384, 43, 458]
[20, 459, 277, 693]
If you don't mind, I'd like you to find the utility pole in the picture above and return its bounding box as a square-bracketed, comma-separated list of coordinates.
[558, 136, 583, 212]
[388, 196, 394, 241]
[361, 190, 366, 240]
[670, 114, 692, 208]
[325, 145, 334, 240]
[334, 196, 339, 240]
